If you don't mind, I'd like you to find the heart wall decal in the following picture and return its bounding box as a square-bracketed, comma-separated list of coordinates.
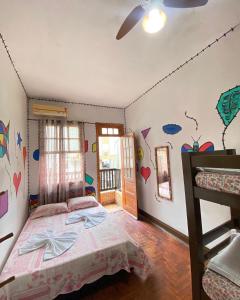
[13, 172, 21, 196]
[140, 166, 151, 184]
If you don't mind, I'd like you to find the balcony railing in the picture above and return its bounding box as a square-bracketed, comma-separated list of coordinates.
[100, 168, 121, 192]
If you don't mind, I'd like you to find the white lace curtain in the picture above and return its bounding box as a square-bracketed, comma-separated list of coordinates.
[39, 119, 85, 204]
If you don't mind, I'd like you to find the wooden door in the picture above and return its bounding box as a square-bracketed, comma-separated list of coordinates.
[121, 133, 138, 218]
[96, 123, 124, 203]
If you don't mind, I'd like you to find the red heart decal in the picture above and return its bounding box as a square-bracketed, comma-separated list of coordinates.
[13, 172, 22, 196]
[140, 167, 151, 184]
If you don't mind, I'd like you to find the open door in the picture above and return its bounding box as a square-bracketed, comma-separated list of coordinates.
[121, 133, 138, 219]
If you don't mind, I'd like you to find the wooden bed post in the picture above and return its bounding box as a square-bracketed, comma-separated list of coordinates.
[182, 153, 205, 300]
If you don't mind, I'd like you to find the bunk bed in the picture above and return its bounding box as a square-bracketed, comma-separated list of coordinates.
[182, 150, 240, 300]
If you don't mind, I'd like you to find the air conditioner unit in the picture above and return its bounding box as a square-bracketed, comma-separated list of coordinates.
[32, 104, 68, 118]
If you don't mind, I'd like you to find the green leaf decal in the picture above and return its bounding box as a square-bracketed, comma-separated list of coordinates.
[216, 86, 240, 126]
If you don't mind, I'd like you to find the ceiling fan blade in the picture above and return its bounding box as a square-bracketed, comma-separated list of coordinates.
[163, 0, 208, 8]
[116, 5, 145, 40]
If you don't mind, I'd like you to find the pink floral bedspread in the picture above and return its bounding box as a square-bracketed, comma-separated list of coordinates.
[203, 269, 240, 300]
[195, 171, 240, 195]
[0, 208, 150, 300]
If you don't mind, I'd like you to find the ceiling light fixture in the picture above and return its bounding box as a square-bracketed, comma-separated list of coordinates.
[142, 9, 167, 34]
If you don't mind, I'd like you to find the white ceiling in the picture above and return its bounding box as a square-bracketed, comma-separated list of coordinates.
[0, 0, 240, 107]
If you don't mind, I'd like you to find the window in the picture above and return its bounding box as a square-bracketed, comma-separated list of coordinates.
[100, 126, 122, 136]
[43, 122, 84, 184]
[113, 128, 119, 135]
[102, 128, 108, 134]
[39, 120, 85, 204]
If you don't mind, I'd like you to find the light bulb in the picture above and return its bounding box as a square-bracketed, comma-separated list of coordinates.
[142, 9, 167, 34]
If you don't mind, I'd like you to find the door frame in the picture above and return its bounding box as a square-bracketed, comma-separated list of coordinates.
[121, 132, 138, 219]
[96, 123, 124, 203]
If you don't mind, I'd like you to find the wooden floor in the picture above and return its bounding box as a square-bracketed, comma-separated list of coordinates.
[57, 211, 192, 300]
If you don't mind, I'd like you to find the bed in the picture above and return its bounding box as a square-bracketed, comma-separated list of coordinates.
[202, 269, 240, 300]
[0, 205, 150, 300]
[195, 169, 240, 195]
[182, 150, 240, 300]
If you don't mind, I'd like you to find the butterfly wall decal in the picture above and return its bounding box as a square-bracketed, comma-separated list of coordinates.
[181, 136, 214, 153]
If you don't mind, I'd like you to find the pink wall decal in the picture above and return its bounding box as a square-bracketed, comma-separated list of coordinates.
[141, 127, 151, 140]
[13, 172, 22, 196]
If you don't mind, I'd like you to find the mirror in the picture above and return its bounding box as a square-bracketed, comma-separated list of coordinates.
[155, 146, 172, 200]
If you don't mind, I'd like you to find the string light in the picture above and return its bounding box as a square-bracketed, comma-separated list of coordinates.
[0, 33, 27, 96]
[126, 23, 240, 109]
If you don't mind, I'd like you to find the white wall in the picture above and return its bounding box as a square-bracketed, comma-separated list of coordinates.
[125, 27, 240, 235]
[0, 41, 28, 270]
[28, 98, 125, 202]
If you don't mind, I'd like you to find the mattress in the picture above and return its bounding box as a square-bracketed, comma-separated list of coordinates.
[0, 206, 150, 300]
[203, 269, 240, 300]
[195, 170, 240, 195]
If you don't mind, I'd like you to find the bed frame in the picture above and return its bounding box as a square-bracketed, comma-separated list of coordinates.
[182, 149, 240, 300]
[0, 233, 15, 288]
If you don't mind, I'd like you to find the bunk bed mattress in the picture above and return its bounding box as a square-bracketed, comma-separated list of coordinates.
[203, 269, 240, 300]
[195, 171, 240, 195]
[0, 208, 150, 300]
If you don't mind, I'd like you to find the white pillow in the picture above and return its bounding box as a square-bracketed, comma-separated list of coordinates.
[208, 235, 240, 287]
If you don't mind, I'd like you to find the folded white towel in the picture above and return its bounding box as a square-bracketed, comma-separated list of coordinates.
[18, 230, 77, 261]
[66, 211, 107, 228]
[208, 235, 240, 287]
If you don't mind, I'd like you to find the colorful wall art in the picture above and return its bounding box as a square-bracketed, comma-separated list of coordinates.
[16, 132, 22, 149]
[0, 41, 28, 270]
[85, 186, 96, 196]
[85, 173, 94, 185]
[181, 137, 214, 153]
[137, 147, 144, 161]
[92, 142, 97, 153]
[162, 124, 182, 135]
[141, 127, 151, 140]
[166, 141, 173, 149]
[140, 127, 156, 170]
[29, 194, 39, 209]
[33, 149, 40, 161]
[217, 86, 240, 149]
[184, 111, 199, 131]
[124, 28, 240, 237]
[0, 190, 8, 218]
[13, 171, 22, 196]
[140, 166, 151, 184]
[0, 120, 10, 161]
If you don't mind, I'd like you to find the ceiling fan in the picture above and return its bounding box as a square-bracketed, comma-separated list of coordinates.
[116, 0, 208, 40]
